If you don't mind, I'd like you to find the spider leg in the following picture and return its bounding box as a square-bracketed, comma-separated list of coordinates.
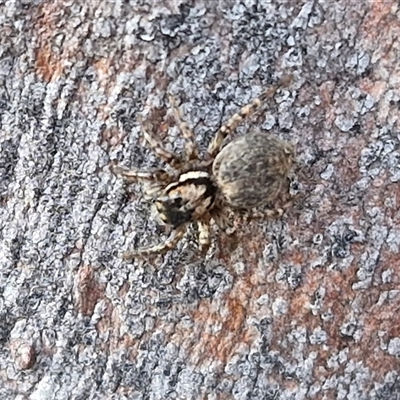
[169, 95, 199, 162]
[139, 117, 184, 170]
[211, 206, 236, 235]
[207, 77, 292, 157]
[207, 99, 261, 157]
[111, 165, 174, 183]
[123, 226, 186, 260]
[239, 195, 296, 222]
[197, 220, 211, 256]
[240, 208, 284, 221]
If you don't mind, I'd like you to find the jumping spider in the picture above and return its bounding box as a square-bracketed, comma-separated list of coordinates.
[112, 80, 295, 259]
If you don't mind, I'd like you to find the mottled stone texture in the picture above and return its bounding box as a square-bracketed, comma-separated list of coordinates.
[1, 1, 400, 399]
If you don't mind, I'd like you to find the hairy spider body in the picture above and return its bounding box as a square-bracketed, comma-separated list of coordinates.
[213, 132, 294, 209]
[112, 79, 295, 258]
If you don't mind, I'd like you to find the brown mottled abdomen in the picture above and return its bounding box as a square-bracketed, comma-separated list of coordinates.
[212, 132, 294, 209]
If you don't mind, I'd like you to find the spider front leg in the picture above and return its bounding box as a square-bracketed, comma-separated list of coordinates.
[169, 96, 199, 162]
[123, 225, 187, 260]
[111, 164, 177, 202]
[111, 165, 174, 183]
[197, 220, 211, 256]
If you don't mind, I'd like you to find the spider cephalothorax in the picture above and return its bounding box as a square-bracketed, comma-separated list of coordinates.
[112, 81, 295, 258]
[154, 171, 218, 228]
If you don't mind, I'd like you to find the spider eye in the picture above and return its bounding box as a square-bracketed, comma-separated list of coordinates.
[154, 197, 192, 228]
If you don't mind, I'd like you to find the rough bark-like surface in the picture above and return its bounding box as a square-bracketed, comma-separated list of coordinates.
[1, 1, 400, 399]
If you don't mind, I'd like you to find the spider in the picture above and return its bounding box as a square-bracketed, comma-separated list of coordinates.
[112, 79, 295, 259]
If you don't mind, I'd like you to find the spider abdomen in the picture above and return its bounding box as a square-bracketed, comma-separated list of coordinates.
[212, 132, 294, 209]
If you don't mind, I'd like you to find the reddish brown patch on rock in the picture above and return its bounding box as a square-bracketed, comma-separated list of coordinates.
[186, 250, 262, 367]
[36, 45, 63, 82]
[33, 1, 66, 81]
[222, 297, 246, 332]
[361, 1, 398, 44]
[337, 137, 367, 187]
[360, 79, 388, 100]
[358, 286, 400, 378]
[73, 265, 105, 316]
[10, 340, 36, 370]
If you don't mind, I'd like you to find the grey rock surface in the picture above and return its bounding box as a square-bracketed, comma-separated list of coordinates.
[1, 1, 400, 399]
